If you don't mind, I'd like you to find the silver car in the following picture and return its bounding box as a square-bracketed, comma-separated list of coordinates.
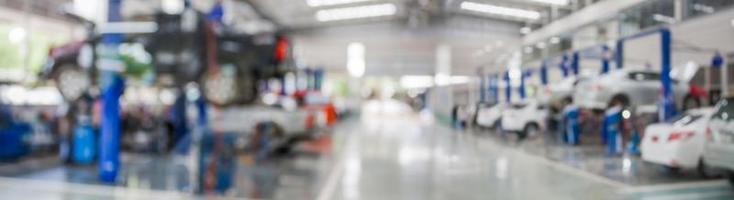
[703, 97, 734, 185]
[573, 69, 691, 109]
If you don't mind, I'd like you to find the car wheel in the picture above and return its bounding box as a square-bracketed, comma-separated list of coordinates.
[727, 171, 734, 186]
[54, 64, 91, 101]
[608, 94, 630, 108]
[683, 95, 701, 111]
[523, 123, 540, 139]
[698, 159, 716, 178]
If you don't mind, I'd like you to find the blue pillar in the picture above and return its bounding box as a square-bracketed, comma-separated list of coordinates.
[659, 29, 677, 121]
[540, 61, 548, 85]
[503, 71, 511, 103]
[571, 52, 580, 75]
[601, 45, 610, 74]
[98, 0, 123, 183]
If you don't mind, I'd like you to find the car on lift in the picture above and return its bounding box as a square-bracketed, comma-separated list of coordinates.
[500, 100, 547, 138]
[475, 102, 505, 129]
[573, 68, 705, 110]
[703, 97, 734, 185]
[640, 107, 716, 176]
[536, 75, 592, 107]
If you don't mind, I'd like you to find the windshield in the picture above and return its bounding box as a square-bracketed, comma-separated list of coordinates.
[671, 114, 704, 126]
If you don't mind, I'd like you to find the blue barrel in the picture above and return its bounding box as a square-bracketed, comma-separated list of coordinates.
[0, 123, 30, 160]
[72, 122, 95, 164]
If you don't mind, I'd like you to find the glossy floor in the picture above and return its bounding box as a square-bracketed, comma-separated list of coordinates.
[0, 102, 732, 199]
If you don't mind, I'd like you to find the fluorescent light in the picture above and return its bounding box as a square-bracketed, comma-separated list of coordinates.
[529, 0, 569, 6]
[536, 42, 546, 49]
[347, 42, 366, 77]
[400, 75, 434, 89]
[652, 14, 676, 24]
[524, 46, 533, 54]
[731, 19, 734, 27]
[549, 37, 561, 44]
[306, 0, 372, 7]
[460, 1, 541, 20]
[98, 22, 158, 34]
[316, 3, 397, 22]
[520, 27, 532, 34]
[8, 27, 26, 44]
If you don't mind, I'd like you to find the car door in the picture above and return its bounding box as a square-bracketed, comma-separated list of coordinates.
[626, 72, 663, 106]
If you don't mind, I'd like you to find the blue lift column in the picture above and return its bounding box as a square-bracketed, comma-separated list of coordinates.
[615, 27, 676, 121]
[601, 45, 611, 74]
[479, 73, 486, 103]
[503, 71, 511, 103]
[518, 70, 527, 99]
[560, 55, 569, 77]
[540, 61, 548, 86]
[571, 52, 580, 76]
[489, 74, 499, 104]
[98, 0, 124, 183]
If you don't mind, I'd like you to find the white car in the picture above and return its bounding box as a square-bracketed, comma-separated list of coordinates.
[641, 108, 714, 173]
[475, 103, 505, 128]
[703, 97, 734, 184]
[501, 100, 547, 137]
[573, 69, 691, 110]
[537, 76, 591, 106]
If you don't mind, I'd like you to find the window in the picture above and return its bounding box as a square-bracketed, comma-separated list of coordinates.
[627, 72, 661, 81]
[685, 0, 734, 19]
[713, 98, 734, 121]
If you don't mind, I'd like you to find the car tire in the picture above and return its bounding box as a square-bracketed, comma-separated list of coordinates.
[727, 171, 734, 186]
[53, 64, 91, 101]
[522, 123, 540, 139]
[683, 95, 701, 111]
[608, 94, 630, 108]
[698, 159, 717, 179]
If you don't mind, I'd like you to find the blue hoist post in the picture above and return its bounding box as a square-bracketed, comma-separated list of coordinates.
[615, 27, 676, 121]
[601, 45, 611, 74]
[503, 71, 511, 103]
[571, 52, 580, 76]
[562, 105, 580, 145]
[560, 54, 569, 77]
[602, 106, 623, 155]
[518, 70, 527, 99]
[314, 68, 324, 91]
[540, 61, 548, 85]
[479, 74, 486, 103]
[488, 74, 499, 104]
[98, 0, 124, 183]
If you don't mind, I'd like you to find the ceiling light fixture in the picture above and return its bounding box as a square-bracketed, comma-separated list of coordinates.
[528, 0, 569, 6]
[460, 1, 541, 20]
[549, 37, 561, 44]
[520, 27, 532, 34]
[316, 3, 397, 22]
[652, 14, 676, 24]
[306, 0, 372, 7]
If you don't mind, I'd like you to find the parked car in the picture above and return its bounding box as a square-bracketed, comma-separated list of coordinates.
[703, 97, 734, 184]
[641, 108, 715, 175]
[501, 100, 547, 138]
[573, 69, 703, 110]
[475, 103, 505, 128]
[537, 75, 591, 107]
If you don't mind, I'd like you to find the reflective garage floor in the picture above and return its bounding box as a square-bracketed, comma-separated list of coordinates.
[0, 100, 733, 200]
